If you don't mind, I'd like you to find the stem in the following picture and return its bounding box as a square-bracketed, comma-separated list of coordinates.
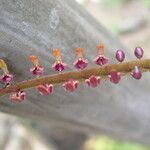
[0, 59, 150, 97]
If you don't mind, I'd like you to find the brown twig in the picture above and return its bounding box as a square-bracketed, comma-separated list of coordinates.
[0, 59, 150, 97]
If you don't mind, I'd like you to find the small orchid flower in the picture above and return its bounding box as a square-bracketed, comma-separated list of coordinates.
[37, 84, 54, 95]
[73, 48, 88, 70]
[0, 73, 14, 85]
[63, 79, 79, 92]
[85, 75, 101, 88]
[131, 66, 142, 80]
[29, 55, 44, 76]
[10, 90, 26, 102]
[52, 49, 67, 72]
[94, 44, 109, 66]
[108, 70, 121, 84]
[94, 55, 109, 66]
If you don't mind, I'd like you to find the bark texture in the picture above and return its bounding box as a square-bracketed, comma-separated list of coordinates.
[0, 0, 150, 146]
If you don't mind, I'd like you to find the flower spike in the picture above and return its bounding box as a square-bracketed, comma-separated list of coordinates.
[52, 49, 67, 72]
[29, 55, 44, 76]
[0, 59, 14, 85]
[94, 44, 109, 66]
[73, 48, 88, 70]
[0, 45, 149, 102]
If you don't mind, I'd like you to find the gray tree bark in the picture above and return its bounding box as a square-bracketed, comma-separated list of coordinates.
[0, 0, 150, 147]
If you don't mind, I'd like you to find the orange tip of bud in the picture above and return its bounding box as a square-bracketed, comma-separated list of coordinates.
[29, 55, 38, 62]
[97, 44, 104, 50]
[52, 49, 61, 57]
[76, 48, 83, 53]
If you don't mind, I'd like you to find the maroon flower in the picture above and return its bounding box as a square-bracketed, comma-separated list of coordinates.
[94, 44, 108, 66]
[0, 73, 14, 84]
[63, 79, 79, 92]
[85, 75, 101, 88]
[94, 55, 109, 66]
[10, 90, 26, 102]
[74, 48, 88, 70]
[52, 49, 68, 72]
[30, 66, 44, 76]
[29, 55, 44, 76]
[73, 58, 88, 70]
[131, 66, 142, 80]
[37, 84, 54, 95]
[52, 61, 67, 72]
[108, 70, 121, 84]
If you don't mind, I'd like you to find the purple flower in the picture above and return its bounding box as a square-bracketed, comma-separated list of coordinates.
[52, 62, 67, 72]
[0, 73, 14, 84]
[37, 84, 54, 95]
[30, 66, 44, 76]
[10, 90, 26, 102]
[131, 66, 142, 80]
[115, 50, 125, 62]
[85, 75, 101, 88]
[63, 79, 79, 92]
[94, 55, 109, 66]
[73, 58, 88, 70]
[108, 70, 121, 84]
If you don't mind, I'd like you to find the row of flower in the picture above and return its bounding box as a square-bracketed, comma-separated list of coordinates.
[0, 44, 143, 102]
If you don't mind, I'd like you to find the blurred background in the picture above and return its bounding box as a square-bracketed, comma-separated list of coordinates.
[76, 0, 150, 53]
[0, 0, 150, 149]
